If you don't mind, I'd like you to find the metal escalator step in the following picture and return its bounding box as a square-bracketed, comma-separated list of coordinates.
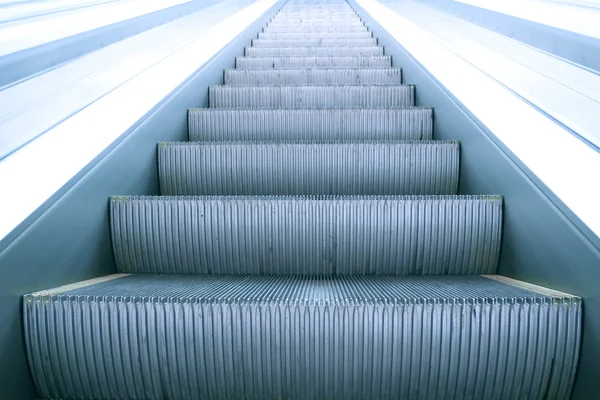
[223, 68, 401, 85]
[279, 8, 354, 12]
[235, 56, 391, 69]
[269, 18, 363, 24]
[188, 108, 433, 141]
[271, 14, 359, 19]
[110, 195, 501, 275]
[273, 13, 357, 18]
[209, 85, 413, 108]
[251, 38, 376, 47]
[258, 31, 373, 39]
[245, 46, 384, 57]
[24, 274, 581, 400]
[158, 141, 458, 196]
[267, 22, 365, 28]
[263, 26, 369, 33]
[269, 18, 362, 25]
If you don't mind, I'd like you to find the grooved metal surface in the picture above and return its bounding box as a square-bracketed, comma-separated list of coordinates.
[258, 31, 374, 39]
[21, 0, 586, 398]
[188, 108, 433, 141]
[158, 141, 459, 196]
[223, 68, 401, 85]
[24, 274, 581, 400]
[210, 85, 413, 108]
[235, 56, 391, 69]
[268, 16, 361, 23]
[263, 26, 369, 33]
[267, 21, 365, 27]
[245, 46, 383, 57]
[252, 38, 376, 47]
[111, 195, 502, 275]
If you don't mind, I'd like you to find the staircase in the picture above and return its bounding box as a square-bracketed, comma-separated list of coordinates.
[23, 0, 582, 399]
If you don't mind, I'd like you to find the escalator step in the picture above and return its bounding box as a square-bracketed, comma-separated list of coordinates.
[188, 108, 433, 141]
[158, 141, 459, 196]
[273, 10, 357, 15]
[223, 68, 401, 85]
[273, 13, 358, 18]
[267, 21, 365, 27]
[245, 46, 384, 57]
[262, 26, 369, 33]
[258, 31, 374, 39]
[235, 56, 391, 69]
[270, 15, 360, 21]
[251, 38, 376, 47]
[209, 85, 413, 108]
[24, 274, 580, 400]
[110, 195, 502, 275]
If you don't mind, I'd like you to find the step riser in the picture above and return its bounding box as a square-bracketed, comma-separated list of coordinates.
[270, 18, 362, 24]
[272, 14, 359, 18]
[245, 47, 384, 57]
[258, 32, 373, 39]
[158, 142, 459, 196]
[263, 27, 369, 33]
[188, 109, 433, 141]
[235, 56, 391, 69]
[274, 13, 357, 18]
[252, 38, 377, 47]
[111, 197, 501, 275]
[223, 68, 401, 85]
[25, 277, 580, 400]
[268, 22, 365, 28]
[209, 86, 413, 108]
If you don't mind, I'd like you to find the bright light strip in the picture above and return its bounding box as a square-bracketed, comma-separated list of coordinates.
[0, 0, 115, 23]
[0, 0, 192, 56]
[455, 0, 600, 39]
[358, 0, 600, 238]
[0, 0, 277, 242]
[0, 0, 243, 159]
[381, 0, 600, 148]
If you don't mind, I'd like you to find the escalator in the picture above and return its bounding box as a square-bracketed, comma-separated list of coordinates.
[21, 0, 581, 398]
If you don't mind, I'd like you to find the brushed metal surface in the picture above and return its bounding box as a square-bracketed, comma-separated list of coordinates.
[158, 141, 459, 195]
[235, 55, 391, 69]
[110, 195, 502, 275]
[252, 38, 377, 47]
[209, 85, 412, 108]
[24, 274, 582, 400]
[257, 32, 373, 39]
[222, 68, 401, 85]
[245, 46, 384, 56]
[188, 107, 433, 141]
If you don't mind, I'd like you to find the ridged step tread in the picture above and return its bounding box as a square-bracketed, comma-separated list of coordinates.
[235, 56, 391, 69]
[24, 274, 580, 400]
[258, 31, 373, 39]
[223, 68, 401, 85]
[263, 26, 369, 33]
[158, 141, 459, 196]
[269, 18, 362, 24]
[245, 46, 384, 57]
[111, 195, 501, 275]
[271, 14, 359, 19]
[188, 108, 433, 141]
[274, 13, 357, 18]
[209, 85, 413, 108]
[252, 38, 376, 47]
[267, 21, 365, 27]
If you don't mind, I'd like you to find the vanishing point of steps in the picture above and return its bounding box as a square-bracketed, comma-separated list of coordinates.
[23, 1, 581, 399]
